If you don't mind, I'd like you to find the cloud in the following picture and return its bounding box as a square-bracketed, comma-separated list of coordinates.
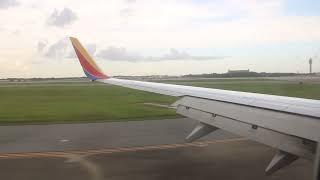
[83, 44, 96, 56]
[125, 0, 136, 3]
[120, 7, 134, 17]
[37, 40, 47, 53]
[37, 38, 96, 60]
[0, 0, 19, 9]
[120, 0, 136, 17]
[96, 46, 141, 61]
[43, 38, 70, 58]
[47, 8, 77, 27]
[39, 41, 223, 62]
[67, 43, 96, 58]
[96, 46, 224, 62]
[162, 48, 222, 60]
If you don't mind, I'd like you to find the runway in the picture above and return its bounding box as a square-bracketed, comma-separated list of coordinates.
[0, 118, 312, 179]
[0, 118, 236, 153]
[0, 138, 247, 159]
[0, 139, 311, 180]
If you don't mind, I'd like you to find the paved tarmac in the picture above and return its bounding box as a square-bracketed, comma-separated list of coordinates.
[0, 118, 312, 180]
[0, 140, 311, 180]
[0, 118, 236, 153]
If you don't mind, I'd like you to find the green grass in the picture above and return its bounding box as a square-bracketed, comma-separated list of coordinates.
[0, 79, 319, 124]
[0, 83, 178, 124]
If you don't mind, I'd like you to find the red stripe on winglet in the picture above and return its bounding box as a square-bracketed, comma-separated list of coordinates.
[73, 45, 108, 79]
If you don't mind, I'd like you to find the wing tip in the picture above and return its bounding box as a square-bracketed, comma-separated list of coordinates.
[70, 37, 109, 80]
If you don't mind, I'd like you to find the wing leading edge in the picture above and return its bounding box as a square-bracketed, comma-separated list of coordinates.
[70, 37, 320, 178]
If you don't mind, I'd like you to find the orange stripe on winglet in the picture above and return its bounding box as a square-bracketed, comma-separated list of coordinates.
[70, 37, 103, 72]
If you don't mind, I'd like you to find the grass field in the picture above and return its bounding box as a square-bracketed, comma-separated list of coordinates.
[0, 79, 319, 124]
[0, 83, 178, 124]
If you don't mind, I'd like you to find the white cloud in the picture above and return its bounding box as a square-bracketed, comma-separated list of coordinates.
[0, 0, 19, 9]
[37, 37, 96, 60]
[43, 38, 69, 58]
[68, 43, 96, 58]
[96, 46, 225, 62]
[47, 7, 77, 27]
[97, 46, 141, 61]
[125, 0, 136, 3]
[160, 48, 224, 61]
[37, 40, 47, 53]
[38, 38, 223, 62]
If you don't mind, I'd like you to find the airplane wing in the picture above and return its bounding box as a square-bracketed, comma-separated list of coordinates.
[70, 37, 320, 178]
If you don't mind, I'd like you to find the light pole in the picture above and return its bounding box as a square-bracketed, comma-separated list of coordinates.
[309, 58, 313, 74]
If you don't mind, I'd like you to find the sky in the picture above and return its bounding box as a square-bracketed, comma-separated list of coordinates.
[0, 0, 320, 78]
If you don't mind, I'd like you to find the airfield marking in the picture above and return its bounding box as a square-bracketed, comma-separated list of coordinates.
[0, 138, 247, 159]
[59, 139, 70, 143]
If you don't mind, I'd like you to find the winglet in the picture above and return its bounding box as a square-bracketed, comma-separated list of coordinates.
[70, 37, 109, 80]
